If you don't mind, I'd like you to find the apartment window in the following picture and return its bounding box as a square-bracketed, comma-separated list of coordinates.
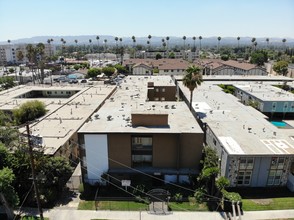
[236, 157, 254, 186]
[155, 88, 159, 92]
[213, 138, 216, 146]
[161, 97, 165, 101]
[237, 171, 252, 185]
[267, 157, 285, 186]
[162, 88, 165, 92]
[132, 136, 152, 167]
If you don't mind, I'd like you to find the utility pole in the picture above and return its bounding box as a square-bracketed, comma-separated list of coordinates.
[26, 124, 44, 220]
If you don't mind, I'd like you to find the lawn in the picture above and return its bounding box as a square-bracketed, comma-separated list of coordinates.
[169, 202, 209, 211]
[78, 200, 147, 211]
[242, 197, 294, 211]
[79, 199, 208, 211]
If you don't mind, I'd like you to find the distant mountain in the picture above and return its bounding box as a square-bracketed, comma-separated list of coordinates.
[1, 35, 293, 47]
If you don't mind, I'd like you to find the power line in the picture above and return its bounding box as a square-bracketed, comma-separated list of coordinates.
[59, 153, 192, 212]
[13, 183, 34, 220]
[70, 139, 226, 202]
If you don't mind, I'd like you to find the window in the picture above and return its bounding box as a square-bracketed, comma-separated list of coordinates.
[237, 171, 252, 185]
[47, 91, 52, 95]
[213, 138, 216, 146]
[132, 136, 152, 167]
[161, 97, 165, 101]
[162, 88, 165, 92]
[267, 157, 285, 186]
[236, 157, 254, 186]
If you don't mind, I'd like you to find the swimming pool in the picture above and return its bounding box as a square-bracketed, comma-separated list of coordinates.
[271, 121, 287, 127]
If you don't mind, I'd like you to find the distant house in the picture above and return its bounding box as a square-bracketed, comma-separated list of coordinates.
[196, 59, 267, 76]
[132, 63, 153, 75]
[123, 58, 190, 76]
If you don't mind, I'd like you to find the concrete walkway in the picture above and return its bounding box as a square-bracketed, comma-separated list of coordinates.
[22, 208, 294, 220]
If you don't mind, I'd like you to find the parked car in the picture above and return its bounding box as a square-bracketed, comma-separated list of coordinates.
[69, 79, 78, 84]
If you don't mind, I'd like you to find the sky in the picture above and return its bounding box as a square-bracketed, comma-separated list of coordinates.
[0, 0, 294, 41]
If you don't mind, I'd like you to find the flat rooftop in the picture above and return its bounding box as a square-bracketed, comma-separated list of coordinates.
[178, 82, 294, 155]
[79, 76, 203, 134]
[0, 83, 115, 155]
[174, 75, 294, 82]
[234, 84, 294, 101]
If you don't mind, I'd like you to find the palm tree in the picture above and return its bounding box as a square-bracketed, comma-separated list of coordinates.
[7, 39, 12, 64]
[266, 38, 269, 48]
[183, 65, 203, 110]
[104, 39, 107, 61]
[282, 38, 287, 50]
[131, 36, 136, 48]
[89, 39, 93, 64]
[119, 38, 123, 64]
[166, 36, 170, 51]
[74, 39, 78, 48]
[47, 39, 52, 61]
[199, 36, 203, 51]
[183, 36, 186, 59]
[237, 36, 240, 48]
[115, 37, 119, 61]
[254, 41, 258, 50]
[251, 37, 256, 50]
[96, 36, 100, 62]
[35, 43, 45, 83]
[217, 36, 221, 52]
[192, 36, 197, 52]
[148, 35, 152, 49]
[162, 42, 167, 58]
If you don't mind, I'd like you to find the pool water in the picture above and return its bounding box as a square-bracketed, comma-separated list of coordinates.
[271, 121, 286, 127]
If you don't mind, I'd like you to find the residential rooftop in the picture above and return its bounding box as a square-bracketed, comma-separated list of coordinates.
[234, 84, 294, 101]
[0, 83, 115, 155]
[79, 75, 203, 134]
[178, 82, 294, 155]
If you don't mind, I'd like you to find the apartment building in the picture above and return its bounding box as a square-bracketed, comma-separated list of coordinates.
[196, 59, 267, 76]
[78, 76, 204, 185]
[178, 81, 294, 190]
[0, 43, 56, 65]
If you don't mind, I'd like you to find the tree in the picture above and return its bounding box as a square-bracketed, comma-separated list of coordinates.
[36, 156, 72, 205]
[237, 36, 240, 48]
[192, 36, 196, 52]
[266, 38, 269, 48]
[183, 65, 202, 110]
[197, 146, 220, 197]
[13, 100, 47, 125]
[102, 66, 115, 77]
[86, 68, 102, 78]
[155, 53, 162, 60]
[166, 36, 170, 51]
[168, 52, 175, 59]
[273, 60, 288, 76]
[251, 37, 256, 50]
[104, 39, 107, 53]
[114, 64, 128, 74]
[199, 36, 203, 50]
[148, 35, 152, 48]
[282, 38, 287, 50]
[16, 50, 24, 63]
[217, 36, 221, 52]
[36, 43, 46, 83]
[0, 167, 19, 220]
[250, 50, 268, 66]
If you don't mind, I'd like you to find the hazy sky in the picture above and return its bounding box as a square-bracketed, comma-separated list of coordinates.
[0, 0, 293, 41]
